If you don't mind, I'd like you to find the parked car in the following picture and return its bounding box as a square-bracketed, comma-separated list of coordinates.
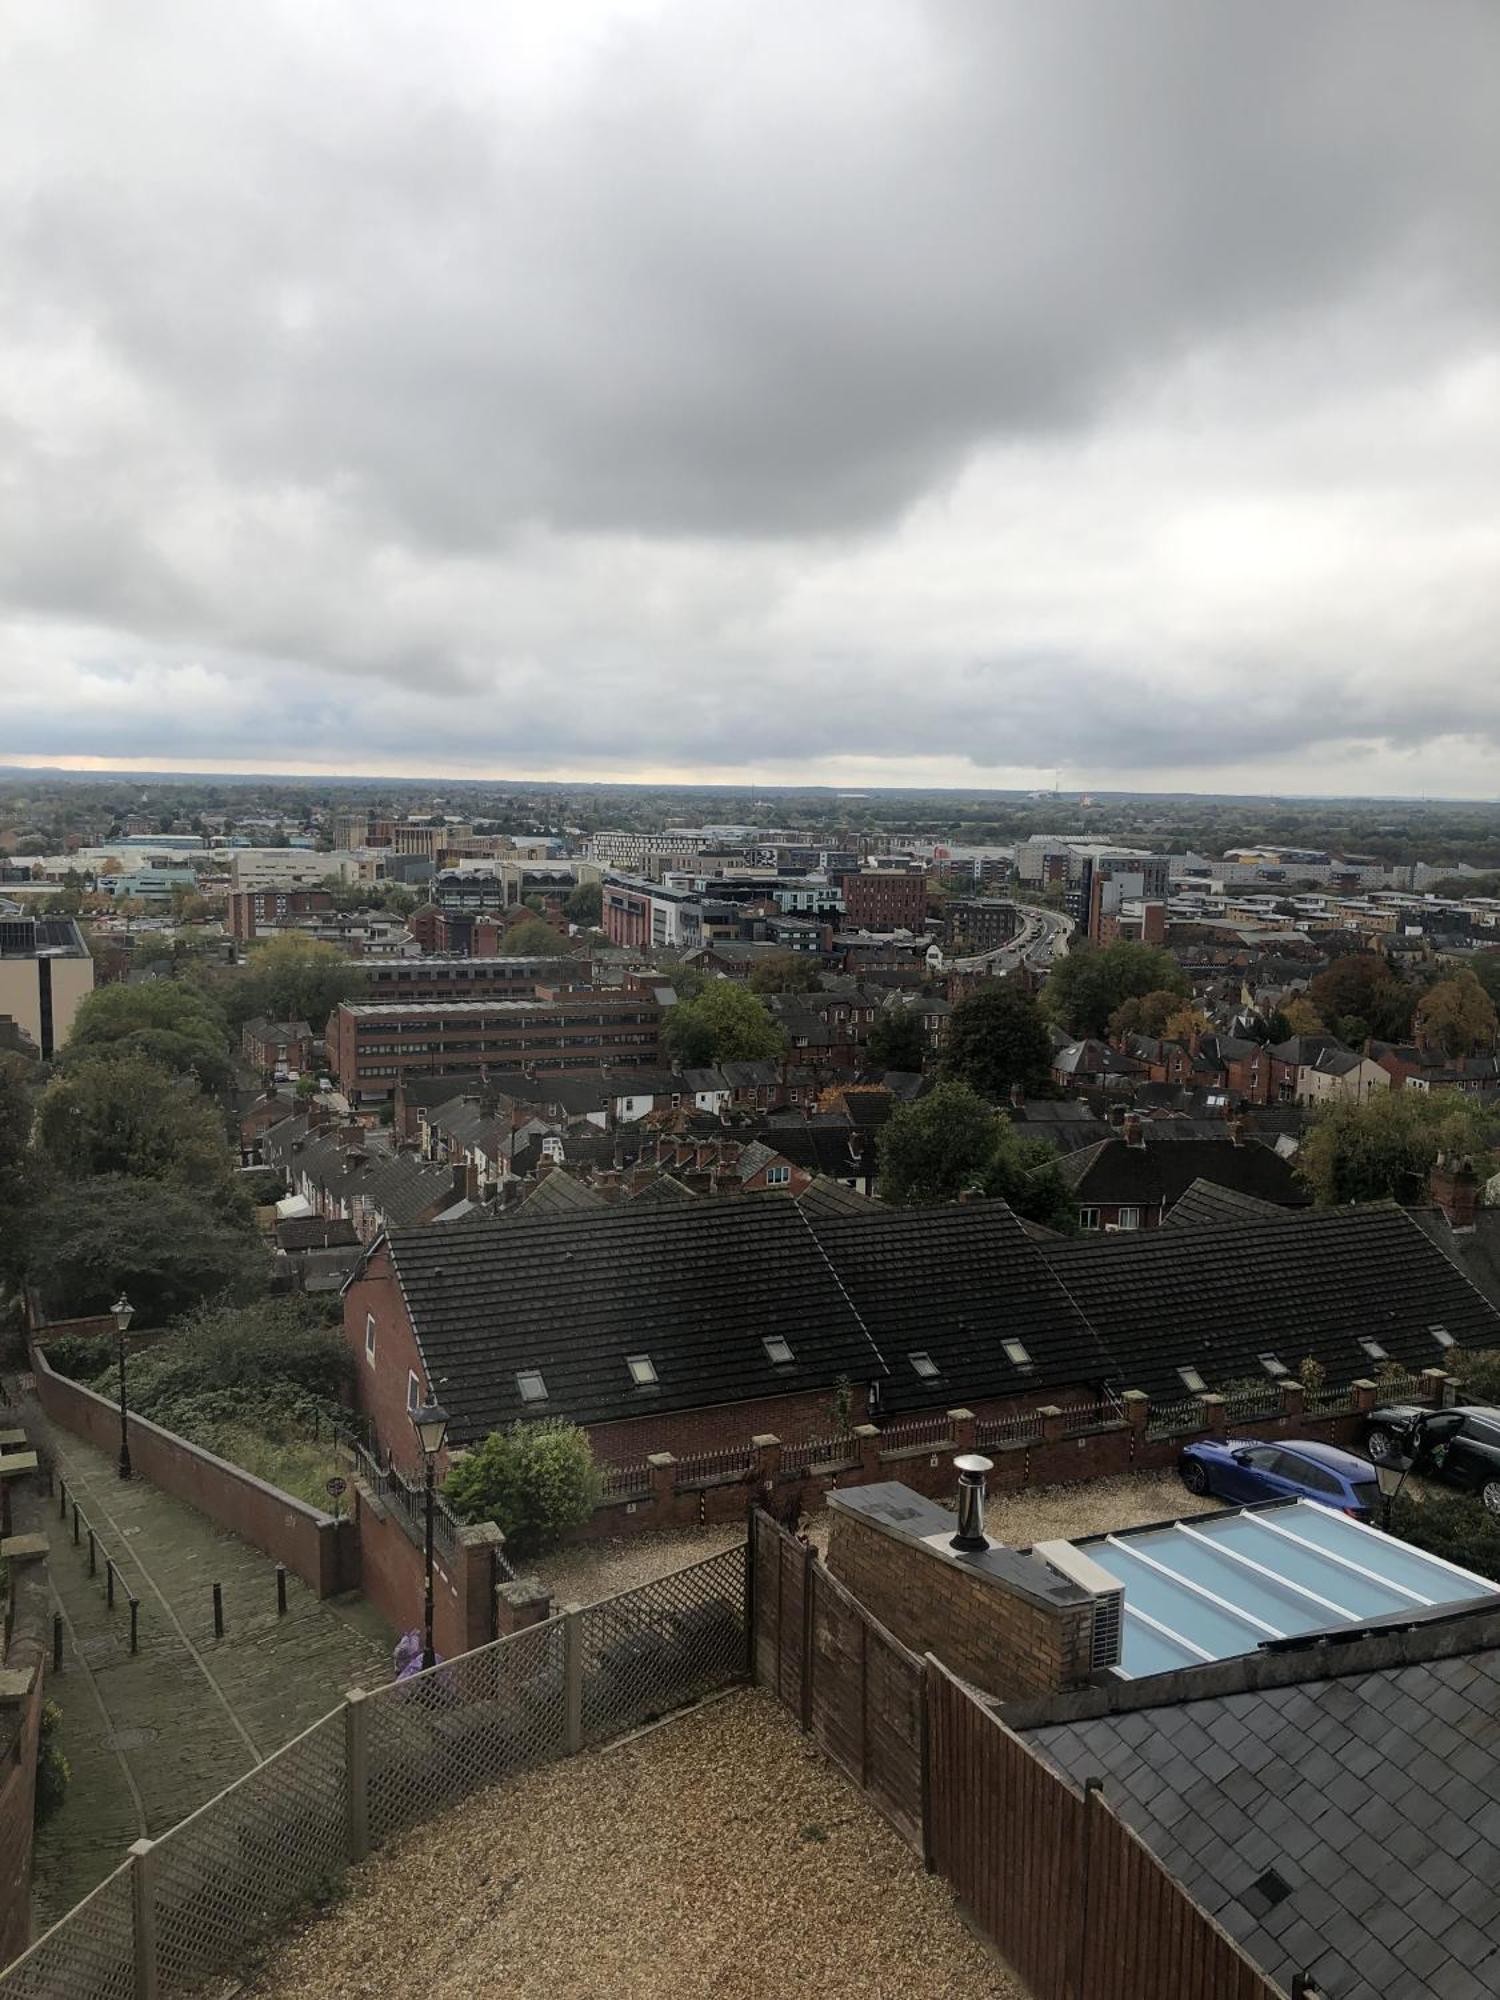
[1363, 1404, 1500, 1513]
[1178, 1437, 1381, 1517]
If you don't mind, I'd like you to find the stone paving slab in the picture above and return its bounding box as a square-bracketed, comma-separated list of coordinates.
[28, 1410, 394, 1930]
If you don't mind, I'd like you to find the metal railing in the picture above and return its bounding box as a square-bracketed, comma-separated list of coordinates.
[1217, 1387, 1280, 1426]
[1055, 1395, 1125, 1434]
[346, 1437, 463, 1561]
[974, 1408, 1045, 1450]
[1, 1545, 747, 1999]
[671, 1444, 753, 1489]
[876, 1414, 955, 1453]
[1145, 1395, 1209, 1440]
[598, 1459, 652, 1501]
[780, 1433, 860, 1477]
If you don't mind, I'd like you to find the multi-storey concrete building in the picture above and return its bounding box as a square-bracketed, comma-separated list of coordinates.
[0, 910, 95, 1059]
[325, 995, 663, 1101]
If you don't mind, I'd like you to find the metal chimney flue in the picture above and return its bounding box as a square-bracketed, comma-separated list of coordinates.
[950, 1453, 995, 1553]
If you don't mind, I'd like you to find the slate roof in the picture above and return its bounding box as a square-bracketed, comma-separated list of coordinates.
[791, 1177, 883, 1216]
[630, 1173, 698, 1206]
[509, 1172, 611, 1218]
[275, 1216, 360, 1252]
[745, 1124, 868, 1178]
[1406, 1206, 1500, 1314]
[1040, 1203, 1500, 1399]
[1057, 1136, 1306, 1213]
[1161, 1179, 1286, 1229]
[1029, 1648, 1500, 2000]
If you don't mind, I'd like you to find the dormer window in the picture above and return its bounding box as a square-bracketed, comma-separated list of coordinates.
[626, 1354, 658, 1387]
[908, 1351, 939, 1380]
[1002, 1340, 1033, 1371]
[516, 1370, 548, 1404]
[1358, 1338, 1387, 1363]
[1431, 1324, 1456, 1350]
[763, 1335, 794, 1367]
[1258, 1353, 1289, 1378]
[1178, 1367, 1207, 1395]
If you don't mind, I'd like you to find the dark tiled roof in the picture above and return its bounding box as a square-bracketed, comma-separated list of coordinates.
[1057, 1136, 1305, 1211]
[1406, 1206, 1500, 1314]
[276, 1216, 360, 1252]
[509, 1172, 611, 1217]
[1161, 1179, 1286, 1229]
[1029, 1648, 1500, 2000]
[629, 1174, 698, 1206]
[792, 1177, 883, 1216]
[1041, 1204, 1500, 1398]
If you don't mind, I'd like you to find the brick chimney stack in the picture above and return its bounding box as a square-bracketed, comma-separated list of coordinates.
[1430, 1151, 1480, 1232]
[1122, 1112, 1146, 1150]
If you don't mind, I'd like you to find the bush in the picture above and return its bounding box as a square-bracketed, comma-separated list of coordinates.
[34, 1701, 69, 1825]
[444, 1420, 602, 1558]
[1390, 1488, 1500, 1585]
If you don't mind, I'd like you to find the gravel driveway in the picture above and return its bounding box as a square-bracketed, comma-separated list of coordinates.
[242, 1689, 1021, 2000]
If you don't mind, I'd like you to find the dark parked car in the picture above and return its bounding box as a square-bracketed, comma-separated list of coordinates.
[1178, 1437, 1381, 1517]
[1364, 1404, 1500, 1513]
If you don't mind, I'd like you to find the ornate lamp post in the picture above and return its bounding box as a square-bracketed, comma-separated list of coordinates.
[112, 1294, 135, 1480]
[411, 1401, 450, 1670]
[1374, 1451, 1411, 1533]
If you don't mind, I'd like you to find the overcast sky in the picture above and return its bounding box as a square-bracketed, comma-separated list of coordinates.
[3, 2, 1498, 795]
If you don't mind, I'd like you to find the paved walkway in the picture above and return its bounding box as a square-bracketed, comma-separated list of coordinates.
[26, 1408, 394, 1930]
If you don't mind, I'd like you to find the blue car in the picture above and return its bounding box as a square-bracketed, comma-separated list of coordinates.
[1178, 1437, 1381, 1519]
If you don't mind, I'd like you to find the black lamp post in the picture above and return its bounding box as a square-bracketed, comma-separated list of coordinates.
[411, 1400, 450, 1670]
[112, 1294, 135, 1480]
[1374, 1452, 1411, 1533]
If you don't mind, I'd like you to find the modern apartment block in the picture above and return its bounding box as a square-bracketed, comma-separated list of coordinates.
[842, 864, 928, 932]
[0, 910, 95, 1059]
[325, 994, 662, 1101]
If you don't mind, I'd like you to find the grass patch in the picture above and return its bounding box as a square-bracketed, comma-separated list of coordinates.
[205, 1424, 345, 1510]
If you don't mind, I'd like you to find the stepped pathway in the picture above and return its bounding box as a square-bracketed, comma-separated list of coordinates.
[25, 1407, 394, 1931]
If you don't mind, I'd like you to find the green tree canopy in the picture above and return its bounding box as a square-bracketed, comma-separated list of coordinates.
[26, 1176, 266, 1323]
[984, 1121, 1076, 1233]
[222, 934, 369, 1034]
[501, 916, 582, 957]
[662, 981, 785, 1066]
[444, 1420, 602, 1558]
[1294, 1089, 1497, 1207]
[62, 981, 232, 1092]
[1106, 988, 1188, 1041]
[1413, 973, 1499, 1058]
[1306, 954, 1413, 1043]
[562, 880, 602, 926]
[0, 1055, 41, 1286]
[942, 982, 1053, 1100]
[35, 1053, 241, 1201]
[865, 1009, 928, 1073]
[747, 952, 824, 995]
[1041, 942, 1187, 1038]
[876, 1081, 997, 1204]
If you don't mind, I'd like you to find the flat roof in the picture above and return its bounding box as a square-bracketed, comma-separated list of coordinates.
[1061, 1500, 1500, 1679]
[341, 997, 647, 1016]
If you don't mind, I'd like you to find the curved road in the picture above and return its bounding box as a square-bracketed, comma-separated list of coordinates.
[944, 902, 1073, 976]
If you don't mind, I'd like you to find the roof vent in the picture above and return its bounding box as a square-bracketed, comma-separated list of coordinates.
[1032, 1540, 1126, 1672]
[950, 1454, 994, 1553]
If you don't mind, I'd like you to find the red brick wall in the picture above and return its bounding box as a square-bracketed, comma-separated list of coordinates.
[33, 1351, 356, 1597]
[343, 1255, 431, 1476]
[0, 1499, 48, 1967]
[351, 1484, 470, 1659]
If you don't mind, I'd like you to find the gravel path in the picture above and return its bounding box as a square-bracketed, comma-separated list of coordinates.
[243, 1689, 1021, 2000]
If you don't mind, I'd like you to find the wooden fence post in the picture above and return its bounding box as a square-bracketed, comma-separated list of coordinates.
[1075, 1775, 1104, 2000]
[129, 1837, 159, 2000]
[743, 1504, 758, 1682]
[799, 1542, 815, 1733]
[344, 1688, 370, 1863]
[563, 1603, 584, 1754]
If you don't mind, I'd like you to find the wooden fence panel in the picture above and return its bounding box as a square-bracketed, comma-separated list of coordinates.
[751, 1510, 782, 1691]
[863, 1625, 924, 1856]
[927, 1658, 1086, 2000]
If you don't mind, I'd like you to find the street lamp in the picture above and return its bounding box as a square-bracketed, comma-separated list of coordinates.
[112, 1294, 135, 1480]
[411, 1400, 450, 1670]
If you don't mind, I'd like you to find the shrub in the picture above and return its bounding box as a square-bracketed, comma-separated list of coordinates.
[444, 1420, 602, 1558]
[1390, 1488, 1500, 1584]
[1455, 1349, 1500, 1405]
[34, 1701, 69, 1824]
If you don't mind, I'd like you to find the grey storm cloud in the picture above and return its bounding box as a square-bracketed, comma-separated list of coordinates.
[2, 0, 1499, 787]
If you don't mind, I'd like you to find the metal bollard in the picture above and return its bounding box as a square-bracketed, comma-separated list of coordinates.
[129, 1598, 140, 1654]
[212, 1581, 224, 1639]
[107, 1558, 116, 1609]
[72, 1501, 80, 1545]
[88, 1527, 97, 1577]
[53, 1612, 63, 1672]
[59, 1479, 67, 1520]
[276, 1565, 288, 1617]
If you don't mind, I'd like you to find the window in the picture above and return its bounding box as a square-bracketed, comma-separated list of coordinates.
[1002, 1339, 1033, 1370]
[1078, 1207, 1100, 1231]
[1358, 1337, 1388, 1363]
[908, 1351, 939, 1380]
[1178, 1367, 1207, 1395]
[1258, 1352, 1289, 1378]
[763, 1335, 795, 1367]
[406, 1370, 421, 1413]
[766, 1164, 791, 1186]
[1116, 1206, 1142, 1232]
[516, 1370, 548, 1404]
[1431, 1324, 1456, 1350]
[365, 1314, 377, 1365]
[625, 1354, 658, 1387]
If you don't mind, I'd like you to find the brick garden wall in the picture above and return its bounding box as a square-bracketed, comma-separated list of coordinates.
[31, 1350, 357, 1599]
[0, 1484, 49, 1966]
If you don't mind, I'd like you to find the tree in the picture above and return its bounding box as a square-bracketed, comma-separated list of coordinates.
[1041, 942, 1187, 1038]
[1470, 954, 1500, 1011]
[984, 1122, 1075, 1233]
[1162, 1005, 1212, 1044]
[943, 983, 1053, 1100]
[35, 1054, 241, 1201]
[662, 982, 785, 1066]
[225, 935, 369, 1034]
[747, 952, 824, 995]
[876, 1082, 996, 1204]
[1279, 996, 1325, 1037]
[500, 916, 581, 957]
[1107, 988, 1186, 1040]
[0, 1057, 40, 1286]
[562, 881, 602, 927]
[25, 1176, 266, 1323]
[1295, 1089, 1496, 1207]
[1413, 974, 1499, 1058]
[443, 1420, 602, 1558]
[866, 1009, 928, 1072]
[61, 981, 232, 1091]
[1307, 954, 1413, 1043]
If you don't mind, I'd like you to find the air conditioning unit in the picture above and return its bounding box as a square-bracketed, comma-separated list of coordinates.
[1032, 1540, 1126, 1672]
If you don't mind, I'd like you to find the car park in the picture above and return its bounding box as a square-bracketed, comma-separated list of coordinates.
[1177, 1437, 1381, 1517]
[1363, 1403, 1500, 1513]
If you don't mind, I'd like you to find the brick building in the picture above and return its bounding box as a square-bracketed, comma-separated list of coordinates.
[359, 955, 588, 1004]
[325, 994, 663, 1101]
[842, 866, 928, 933]
[227, 887, 334, 941]
[942, 898, 1018, 955]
